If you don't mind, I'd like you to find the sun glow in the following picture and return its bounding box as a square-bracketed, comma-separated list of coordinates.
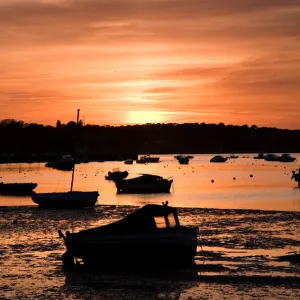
[127, 110, 167, 124]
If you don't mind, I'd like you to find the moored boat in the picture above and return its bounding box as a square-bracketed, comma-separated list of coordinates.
[136, 155, 160, 163]
[50, 155, 75, 171]
[32, 191, 99, 208]
[210, 155, 227, 163]
[227, 154, 238, 159]
[264, 153, 280, 162]
[116, 174, 173, 193]
[178, 156, 189, 164]
[0, 182, 37, 195]
[105, 169, 129, 181]
[32, 109, 99, 209]
[58, 203, 198, 268]
[254, 153, 265, 159]
[279, 153, 296, 162]
[124, 159, 134, 165]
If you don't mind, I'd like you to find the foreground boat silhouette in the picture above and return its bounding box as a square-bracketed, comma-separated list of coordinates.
[0, 182, 37, 195]
[58, 202, 198, 268]
[32, 109, 99, 208]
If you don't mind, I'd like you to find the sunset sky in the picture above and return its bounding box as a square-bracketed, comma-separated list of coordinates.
[1, 0, 300, 128]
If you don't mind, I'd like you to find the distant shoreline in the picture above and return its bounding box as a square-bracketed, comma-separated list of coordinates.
[0, 152, 299, 165]
[1, 121, 300, 156]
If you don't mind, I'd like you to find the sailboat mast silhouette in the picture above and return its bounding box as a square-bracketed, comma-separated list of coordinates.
[70, 109, 80, 192]
[31, 109, 99, 208]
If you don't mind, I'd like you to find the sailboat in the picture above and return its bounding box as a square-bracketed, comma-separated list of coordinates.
[32, 110, 99, 208]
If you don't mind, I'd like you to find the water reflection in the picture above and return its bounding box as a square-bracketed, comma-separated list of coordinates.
[1, 154, 300, 211]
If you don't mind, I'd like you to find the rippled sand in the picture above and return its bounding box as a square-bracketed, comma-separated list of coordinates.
[0, 205, 299, 299]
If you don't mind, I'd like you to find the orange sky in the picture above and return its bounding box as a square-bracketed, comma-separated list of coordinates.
[1, 0, 300, 128]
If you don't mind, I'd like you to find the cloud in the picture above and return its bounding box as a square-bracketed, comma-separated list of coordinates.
[1, 0, 300, 48]
[1, 0, 300, 128]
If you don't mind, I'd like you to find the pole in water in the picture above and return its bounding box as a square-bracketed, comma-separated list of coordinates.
[76, 109, 80, 124]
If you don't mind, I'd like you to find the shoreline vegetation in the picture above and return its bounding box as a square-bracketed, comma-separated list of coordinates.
[1, 119, 300, 163]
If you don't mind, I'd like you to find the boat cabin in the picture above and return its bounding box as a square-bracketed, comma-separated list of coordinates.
[71, 204, 181, 238]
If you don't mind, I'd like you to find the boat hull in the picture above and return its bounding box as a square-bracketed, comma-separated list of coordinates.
[65, 229, 198, 267]
[32, 191, 99, 208]
[105, 171, 129, 181]
[0, 183, 37, 195]
[116, 181, 172, 193]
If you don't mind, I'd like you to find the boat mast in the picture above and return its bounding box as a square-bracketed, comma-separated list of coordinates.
[70, 109, 80, 192]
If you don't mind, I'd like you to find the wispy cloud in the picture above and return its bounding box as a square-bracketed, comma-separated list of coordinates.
[1, 0, 300, 128]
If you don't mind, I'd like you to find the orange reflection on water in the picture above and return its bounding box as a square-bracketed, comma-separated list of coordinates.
[0, 154, 299, 211]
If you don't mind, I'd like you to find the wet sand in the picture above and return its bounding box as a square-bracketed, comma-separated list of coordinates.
[0, 205, 299, 299]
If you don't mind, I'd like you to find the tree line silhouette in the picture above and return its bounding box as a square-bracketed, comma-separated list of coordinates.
[0, 119, 299, 162]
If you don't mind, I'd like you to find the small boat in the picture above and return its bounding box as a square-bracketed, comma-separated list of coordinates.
[276, 253, 300, 263]
[116, 174, 173, 193]
[264, 153, 280, 162]
[105, 169, 129, 181]
[32, 110, 99, 209]
[178, 156, 189, 164]
[0, 182, 37, 195]
[58, 202, 198, 268]
[45, 155, 75, 171]
[32, 191, 98, 208]
[210, 155, 228, 163]
[254, 153, 265, 159]
[124, 159, 134, 165]
[136, 155, 160, 164]
[279, 153, 296, 162]
[175, 155, 193, 161]
[227, 154, 238, 159]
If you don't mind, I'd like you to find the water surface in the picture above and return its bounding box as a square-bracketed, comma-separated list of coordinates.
[1, 154, 300, 299]
[1, 154, 299, 211]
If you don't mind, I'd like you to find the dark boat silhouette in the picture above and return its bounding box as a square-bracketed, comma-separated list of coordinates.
[0, 182, 37, 195]
[210, 155, 227, 163]
[58, 203, 198, 268]
[178, 156, 189, 164]
[279, 153, 296, 162]
[45, 154, 75, 171]
[254, 152, 265, 159]
[136, 155, 160, 163]
[115, 174, 173, 193]
[264, 153, 281, 162]
[32, 110, 99, 209]
[105, 169, 129, 181]
[124, 159, 134, 165]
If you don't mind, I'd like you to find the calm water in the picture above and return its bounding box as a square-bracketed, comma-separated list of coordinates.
[1, 154, 300, 299]
[1, 154, 300, 211]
